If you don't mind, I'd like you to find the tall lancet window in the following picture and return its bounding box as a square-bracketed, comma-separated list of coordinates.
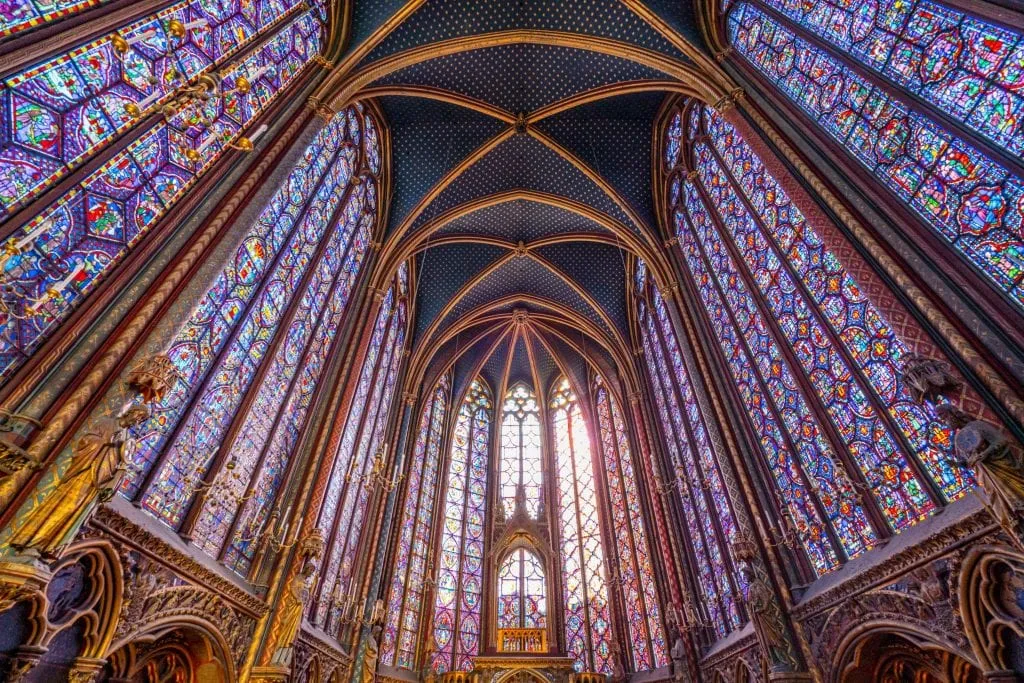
[592, 376, 667, 670]
[662, 100, 974, 579]
[119, 107, 377, 549]
[550, 377, 612, 673]
[382, 373, 451, 670]
[432, 379, 491, 674]
[500, 383, 543, 519]
[0, 6, 324, 382]
[723, 0, 1024, 310]
[634, 266, 742, 638]
[313, 262, 409, 631]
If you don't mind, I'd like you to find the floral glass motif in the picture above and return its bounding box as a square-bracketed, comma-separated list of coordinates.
[593, 377, 667, 671]
[635, 280, 741, 637]
[743, 0, 1024, 157]
[500, 383, 543, 519]
[551, 377, 612, 674]
[0, 10, 321, 384]
[382, 374, 451, 670]
[0, 0, 308, 215]
[314, 265, 408, 632]
[664, 101, 976, 577]
[497, 548, 547, 631]
[120, 107, 355, 501]
[433, 380, 491, 674]
[726, 1, 1024, 309]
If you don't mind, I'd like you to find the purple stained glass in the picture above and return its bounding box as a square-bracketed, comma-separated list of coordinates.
[0, 11, 322, 384]
[551, 377, 612, 674]
[702, 106, 971, 501]
[727, 3, 1024, 308]
[382, 375, 450, 669]
[316, 286, 407, 631]
[0, 0, 310, 215]
[120, 109, 353, 502]
[694, 139, 935, 530]
[595, 381, 667, 670]
[432, 380, 490, 674]
[744, 0, 1024, 157]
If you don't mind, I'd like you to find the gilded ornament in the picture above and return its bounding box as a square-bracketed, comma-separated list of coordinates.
[269, 529, 325, 668]
[4, 404, 149, 561]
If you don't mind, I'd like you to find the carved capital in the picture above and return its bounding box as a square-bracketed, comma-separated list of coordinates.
[306, 96, 336, 122]
[714, 47, 734, 62]
[713, 88, 745, 113]
[312, 55, 333, 70]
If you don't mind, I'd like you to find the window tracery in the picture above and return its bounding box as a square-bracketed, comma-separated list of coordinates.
[0, 6, 322, 383]
[382, 373, 451, 670]
[551, 377, 612, 673]
[659, 100, 977, 579]
[432, 379, 491, 674]
[500, 383, 543, 519]
[593, 377, 667, 671]
[634, 272, 742, 637]
[498, 548, 548, 631]
[313, 262, 408, 632]
[723, 0, 1024, 310]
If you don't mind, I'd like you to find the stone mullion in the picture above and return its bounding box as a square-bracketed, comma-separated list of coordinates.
[311, 296, 397, 628]
[641, 304, 733, 632]
[176, 172, 364, 542]
[322, 301, 403, 625]
[703, 135, 947, 508]
[595, 387, 654, 670]
[248, 257, 383, 674]
[646, 290, 745, 619]
[661, 229, 818, 586]
[741, 0, 1024, 181]
[679, 188, 854, 561]
[692, 174, 895, 542]
[391, 392, 437, 665]
[129, 135, 352, 508]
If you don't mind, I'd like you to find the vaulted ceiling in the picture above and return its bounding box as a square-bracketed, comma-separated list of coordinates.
[319, 0, 735, 399]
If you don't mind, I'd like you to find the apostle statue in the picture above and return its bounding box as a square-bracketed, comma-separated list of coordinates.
[360, 599, 385, 683]
[6, 404, 149, 560]
[739, 565, 794, 673]
[938, 404, 1024, 535]
[270, 529, 325, 667]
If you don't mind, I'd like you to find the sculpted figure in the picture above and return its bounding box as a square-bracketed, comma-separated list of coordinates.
[899, 353, 960, 404]
[739, 566, 793, 673]
[938, 405, 1024, 532]
[270, 530, 325, 667]
[7, 406, 149, 560]
[669, 633, 689, 683]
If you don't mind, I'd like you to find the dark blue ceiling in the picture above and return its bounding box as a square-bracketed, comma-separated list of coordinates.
[413, 243, 508, 340]
[359, 0, 688, 64]
[379, 96, 507, 235]
[435, 199, 613, 241]
[533, 91, 664, 228]
[349, 1, 703, 386]
[405, 133, 636, 237]
[372, 44, 671, 115]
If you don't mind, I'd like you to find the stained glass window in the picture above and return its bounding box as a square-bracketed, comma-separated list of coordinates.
[593, 377, 667, 671]
[382, 374, 451, 670]
[661, 100, 976, 577]
[500, 383, 542, 519]
[313, 263, 409, 633]
[432, 379, 491, 674]
[497, 548, 547, 631]
[0, 9, 322, 383]
[550, 377, 611, 674]
[634, 274, 742, 637]
[120, 106, 359, 502]
[724, 0, 1024, 309]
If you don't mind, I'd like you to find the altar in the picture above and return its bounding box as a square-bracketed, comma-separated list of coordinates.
[469, 654, 579, 683]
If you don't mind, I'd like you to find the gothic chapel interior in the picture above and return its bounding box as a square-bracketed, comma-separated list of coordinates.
[1, 0, 1024, 681]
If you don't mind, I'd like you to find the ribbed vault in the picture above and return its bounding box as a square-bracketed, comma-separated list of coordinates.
[316, 0, 737, 400]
